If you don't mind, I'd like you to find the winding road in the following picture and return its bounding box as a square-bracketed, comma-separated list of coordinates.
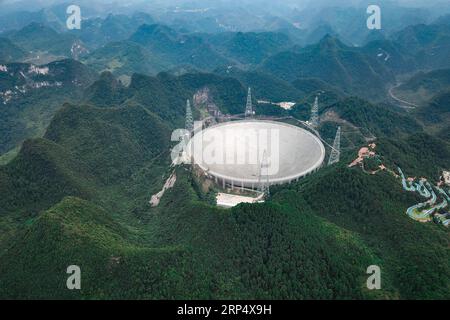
[388, 83, 419, 109]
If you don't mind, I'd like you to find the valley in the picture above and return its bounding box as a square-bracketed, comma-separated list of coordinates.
[0, 0, 449, 301]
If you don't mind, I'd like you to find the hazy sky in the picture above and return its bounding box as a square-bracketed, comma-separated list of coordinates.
[0, 0, 448, 6]
[1, 0, 449, 15]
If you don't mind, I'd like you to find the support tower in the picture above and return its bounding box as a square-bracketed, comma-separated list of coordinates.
[310, 96, 319, 128]
[328, 126, 341, 165]
[245, 87, 254, 118]
[185, 99, 194, 134]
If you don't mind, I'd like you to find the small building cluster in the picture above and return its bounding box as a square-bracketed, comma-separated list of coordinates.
[348, 143, 377, 168]
[434, 212, 450, 227]
[441, 171, 450, 186]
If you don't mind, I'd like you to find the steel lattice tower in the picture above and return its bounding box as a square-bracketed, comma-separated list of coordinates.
[310, 96, 319, 128]
[258, 150, 270, 197]
[185, 99, 194, 133]
[328, 126, 341, 165]
[245, 87, 254, 118]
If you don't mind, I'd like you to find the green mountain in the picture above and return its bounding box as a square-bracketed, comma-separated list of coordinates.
[0, 197, 139, 299]
[84, 24, 282, 76]
[360, 39, 415, 73]
[83, 71, 129, 107]
[129, 24, 229, 72]
[415, 90, 450, 129]
[0, 99, 171, 217]
[0, 182, 383, 299]
[390, 69, 450, 133]
[302, 24, 339, 46]
[73, 13, 155, 48]
[324, 97, 422, 138]
[0, 38, 26, 63]
[206, 31, 293, 65]
[260, 35, 395, 99]
[393, 23, 450, 70]
[83, 40, 170, 76]
[377, 132, 450, 180]
[0, 65, 448, 299]
[292, 4, 434, 46]
[289, 96, 423, 151]
[214, 66, 304, 101]
[0, 59, 97, 155]
[0, 138, 97, 217]
[84, 28, 295, 76]
[45, 103, 171, 183]
[291, 77, 346, 97]
[0, 69, 245, 219]
[1, 109, 447, 299]
[278, 164, 449, 299]
[1, 2, 450, 301]
[393, 69, 450, 106]
[0, 104, 399, 299]
[124, 72, 246, 123]
[6, 23, 89, 63]
[0, 8, 67, 33]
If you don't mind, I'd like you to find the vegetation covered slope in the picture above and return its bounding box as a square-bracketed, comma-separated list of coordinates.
[324, 97, 422, 138]
[206, 31, 293, 65]
[393, 23, 450, 70]
[125, 72, 247, 125]
[394, 69, 450, 106]
[0, 59, 97, 155]
[0, 168, 388, 300]
[1, 150, 448, 299]
[0, 38, 26, 63]
[44, 103, 171, 182]
[0, 16, 449, 299]
[0, 196, 200, 299]
[0, 138, 97, 217]
[275, 165, 449, 299]
[0, 88, 448, 299]
[260, 35, 394, 99]
[83, 40, 170, 76]
[377, 133, 450, 180]
[0, 100, 171, 217]
[5, 22, 85, 59]
[128, 24, 229, 72]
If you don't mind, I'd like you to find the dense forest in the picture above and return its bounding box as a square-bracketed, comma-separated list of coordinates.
[1, 1, 449, 300]
[0, 81, 448, 298]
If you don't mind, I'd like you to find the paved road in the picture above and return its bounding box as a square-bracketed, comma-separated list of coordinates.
[388, 84, 419, 109]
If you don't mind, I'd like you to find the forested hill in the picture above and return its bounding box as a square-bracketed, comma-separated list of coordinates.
[0, 59, 97, 155]
[0, 86, 448, 299]
[272, 164, 449, 299]
[259, 35, 395, 99]
[1, 8, 450, 299]
[1, 151, 448, 299]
